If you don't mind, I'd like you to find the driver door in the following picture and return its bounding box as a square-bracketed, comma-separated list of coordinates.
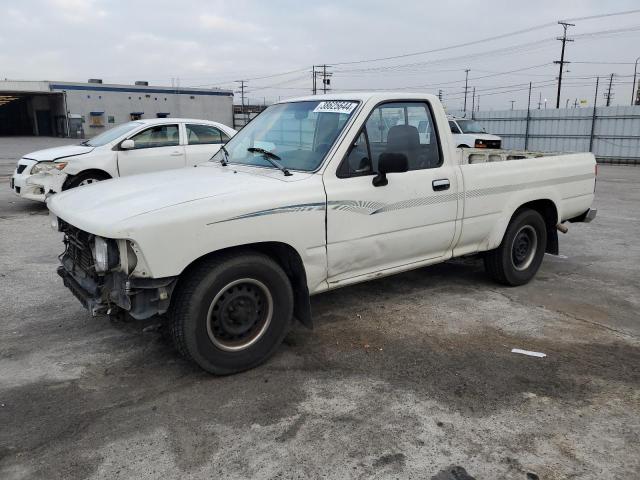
[117, 123, 185, 176]
[324, 101, 459, 285]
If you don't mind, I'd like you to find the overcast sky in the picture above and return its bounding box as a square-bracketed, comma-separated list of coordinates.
[1, 0, 640, 110]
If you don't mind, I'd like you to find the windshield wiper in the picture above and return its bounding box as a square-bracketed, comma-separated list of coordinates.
[219, 145, 230, 166]
[247, 147, 292, 176]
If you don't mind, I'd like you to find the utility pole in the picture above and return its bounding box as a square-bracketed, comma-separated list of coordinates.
[631, 56, 640, 105]
[317, 64, 332, 94]
[554, 21, 574, 108]
[323, 64, 327, 94]
[471, 87, 476, 117]
[235, 80, 248, 125]
[605, 73, 615, 106]
[510, 100, 515, 110]
[476, 95, 480, 112]
[524, 82, 532, 150]
[589, 77, 599, 152]
[437, 89, 443, 102]
[312, 66, 316, 95]
[463, 69, 470, 112]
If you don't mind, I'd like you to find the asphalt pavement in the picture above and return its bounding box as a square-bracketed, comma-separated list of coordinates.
[0, 141, 638, 479]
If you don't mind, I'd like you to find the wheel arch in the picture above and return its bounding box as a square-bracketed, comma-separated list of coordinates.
[488, 198, 559, 255]
[62, 169, 112, 190]
[175, 241, 313, 329]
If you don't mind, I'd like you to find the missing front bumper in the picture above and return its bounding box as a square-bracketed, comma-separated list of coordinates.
[57, 265, 177, 320]
[57, 266, 106, 316]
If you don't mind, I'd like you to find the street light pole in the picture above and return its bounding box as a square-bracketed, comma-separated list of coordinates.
[631, 56, 640, 105]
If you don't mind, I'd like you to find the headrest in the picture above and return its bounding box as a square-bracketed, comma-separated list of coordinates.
[387, 124, 420, 149]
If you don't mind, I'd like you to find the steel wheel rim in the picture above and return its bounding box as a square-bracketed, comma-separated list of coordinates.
[511, 225, 538, 271]
[206, 278, 273, 352]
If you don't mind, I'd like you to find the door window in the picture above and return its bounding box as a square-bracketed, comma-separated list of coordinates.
[339, 102, 442, 177]
[130, 124, 179, 149]
[338, 130, 373, 177]
[186, 124, 229, 145]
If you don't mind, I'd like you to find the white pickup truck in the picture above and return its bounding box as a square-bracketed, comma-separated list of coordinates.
[48, 93, 597, 374]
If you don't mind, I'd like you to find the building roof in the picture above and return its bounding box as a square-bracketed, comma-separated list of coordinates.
[0, 79, 233, 97]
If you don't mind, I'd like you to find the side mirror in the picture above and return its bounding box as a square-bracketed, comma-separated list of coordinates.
[120, 139, 135, 150]
[373, 153, 408, 187]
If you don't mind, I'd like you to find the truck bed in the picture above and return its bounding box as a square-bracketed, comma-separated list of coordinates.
[458, 147, 561, 165]
[453, 149, 596, 257]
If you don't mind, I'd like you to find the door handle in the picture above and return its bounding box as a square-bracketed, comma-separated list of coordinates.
[170, 151, 183, 156]
[432, 179, 450, 191]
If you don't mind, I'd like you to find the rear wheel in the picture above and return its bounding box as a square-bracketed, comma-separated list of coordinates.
[64, 171, 110, 189]
[484, 209, 547, 286]
[169, 252, 294, 375]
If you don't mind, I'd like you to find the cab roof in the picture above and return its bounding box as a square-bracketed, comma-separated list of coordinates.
[280, 91, 440, 104]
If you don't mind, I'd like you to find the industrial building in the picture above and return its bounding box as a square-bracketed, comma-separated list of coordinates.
[0, 79, 233, 137]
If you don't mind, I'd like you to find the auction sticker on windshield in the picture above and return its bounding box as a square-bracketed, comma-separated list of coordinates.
[313, 101, 358, 114]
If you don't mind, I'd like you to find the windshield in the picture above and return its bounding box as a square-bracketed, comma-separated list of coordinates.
[82, 121, 143, 147]
[456, 120, 486, 134]
[212, 100, 358, 172]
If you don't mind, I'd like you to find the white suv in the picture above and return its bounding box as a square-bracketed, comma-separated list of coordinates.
[10, 118, 236, 202]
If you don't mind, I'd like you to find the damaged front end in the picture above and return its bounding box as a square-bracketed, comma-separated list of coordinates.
[54, 216, 177, 319]
[26, 171, 67, 201]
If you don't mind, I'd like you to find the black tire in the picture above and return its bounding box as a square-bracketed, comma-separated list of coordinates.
[64, 171, 110, 190]
[458, 144, 470, 148]
[169, 252, 294, 375]
[484, 209, 547, 286]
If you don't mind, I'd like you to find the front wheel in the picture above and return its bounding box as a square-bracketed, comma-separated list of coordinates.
[484, 209, 547, 286]
[169, 252, 294, 374]
[64, 171, 110, 189]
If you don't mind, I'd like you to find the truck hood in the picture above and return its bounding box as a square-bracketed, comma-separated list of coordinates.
[47, 164, 307, 236]
[23, 144, 94, 162]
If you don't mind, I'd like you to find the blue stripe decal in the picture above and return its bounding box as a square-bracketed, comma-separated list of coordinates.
[49, 84, 233, 97]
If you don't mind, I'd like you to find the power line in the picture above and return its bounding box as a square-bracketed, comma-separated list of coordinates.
[333, 39, 556, 74]
[184, 17, 640, 92]
[330, 24, 640, 80]
[332, 64, 553, 92]
[563, 8, 640, 22]
[329, 8, 640, 66]
[571, 61, 638, 65]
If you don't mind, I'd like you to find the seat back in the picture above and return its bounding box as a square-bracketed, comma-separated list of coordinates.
[386, 125, 420, 169]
